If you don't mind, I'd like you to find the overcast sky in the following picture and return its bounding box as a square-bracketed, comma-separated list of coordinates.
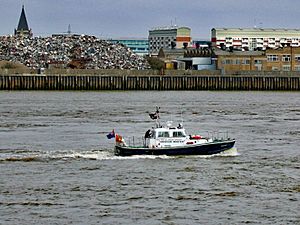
[1, 0, 299, 39]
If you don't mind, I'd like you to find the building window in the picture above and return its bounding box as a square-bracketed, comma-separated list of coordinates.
[242, 59, 250, 65]
[295, 55, 300, 61]
[294, 65, 300, 71]
[255, 65, 262, 71]
[254, 60, 262, 64]
[233, 59, 240, 65]
[272, 67, 279, 71]
[222, 59, 233, 64]
[225, 59, 232, 64]
[282, 55, 291, 62]
[267, 55, 279, 62]
[282, 65, 291, 71]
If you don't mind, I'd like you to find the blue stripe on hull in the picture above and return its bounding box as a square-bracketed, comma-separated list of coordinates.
[115, 140, 235, 156]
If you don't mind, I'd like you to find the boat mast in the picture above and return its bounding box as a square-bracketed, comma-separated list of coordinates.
[155, 106, 160, 128]
[149, 106, 161, 128]
[180, 108, 184, 127]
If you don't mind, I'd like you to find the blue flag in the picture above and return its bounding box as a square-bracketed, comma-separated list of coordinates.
[106, 130, 115, 139]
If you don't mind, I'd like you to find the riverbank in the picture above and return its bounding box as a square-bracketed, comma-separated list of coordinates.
[1, 74, 299, 90]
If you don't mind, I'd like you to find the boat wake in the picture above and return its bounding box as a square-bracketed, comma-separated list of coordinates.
[216, 147, 239, 157]
[0, 147, 238, 162]
[168, 147, 239, 159]
[0, 149, 112, 162]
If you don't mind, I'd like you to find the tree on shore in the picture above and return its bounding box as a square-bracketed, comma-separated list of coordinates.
[146, 56, 164, 71]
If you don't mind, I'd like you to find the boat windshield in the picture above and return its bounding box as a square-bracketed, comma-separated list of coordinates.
[172, 131, 186, 137]
[157, 131, 170, 138]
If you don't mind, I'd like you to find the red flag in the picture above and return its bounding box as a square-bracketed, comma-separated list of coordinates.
[115, 134, 123, 143]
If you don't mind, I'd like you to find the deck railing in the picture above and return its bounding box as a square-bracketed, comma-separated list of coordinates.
[206, 131, 231, 141]
[125, 136, 147, 147]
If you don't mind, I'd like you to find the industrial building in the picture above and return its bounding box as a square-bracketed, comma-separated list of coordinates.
[157, 48, 216, 70]
[148, 26, 192, 56]
[192, 40, 211, 48]
[109, 39, 149, 56]
[212, 28, 300, 51]
[215, 46, 300, 72]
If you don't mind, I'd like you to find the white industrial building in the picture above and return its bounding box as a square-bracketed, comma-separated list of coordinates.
[148, 26, 192, 56]
[211, 28, 300, 51]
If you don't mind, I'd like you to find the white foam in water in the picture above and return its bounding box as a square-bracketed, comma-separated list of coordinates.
[45, 150, 114, 160]
[218, 147, 239, 156]
[0, 148, 239, 161]
[50, 150, 172, 161]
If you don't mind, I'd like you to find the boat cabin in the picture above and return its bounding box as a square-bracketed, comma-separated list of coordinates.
[152, 127, 186, 139]
[148, 126, 188, 148]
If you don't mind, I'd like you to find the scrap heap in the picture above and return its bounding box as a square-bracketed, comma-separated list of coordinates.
[0, 35, 150, 70]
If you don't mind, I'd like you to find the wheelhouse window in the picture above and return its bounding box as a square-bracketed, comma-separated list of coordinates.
[158, 131, 169, 138]
[172, 131, 186, 137]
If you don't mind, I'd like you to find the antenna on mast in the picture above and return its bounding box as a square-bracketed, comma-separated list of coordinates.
[180, 108, 184, 126]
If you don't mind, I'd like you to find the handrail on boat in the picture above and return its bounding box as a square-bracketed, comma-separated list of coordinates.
[125, 136, 148, 148]
[206, 131, 230, 141]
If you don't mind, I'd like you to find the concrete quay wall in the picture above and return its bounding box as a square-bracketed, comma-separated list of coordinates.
[0, 75, 299, 91]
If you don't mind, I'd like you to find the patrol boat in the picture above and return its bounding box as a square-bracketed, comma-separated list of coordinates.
[114, 107, 235, 156]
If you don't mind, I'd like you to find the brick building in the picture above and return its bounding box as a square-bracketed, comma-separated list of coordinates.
[216, 47, 300, 72]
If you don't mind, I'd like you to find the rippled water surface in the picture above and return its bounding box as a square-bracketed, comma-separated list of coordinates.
[0, 91, 299, 225]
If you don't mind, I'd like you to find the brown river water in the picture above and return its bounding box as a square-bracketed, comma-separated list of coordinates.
[0, 91, 299, 224]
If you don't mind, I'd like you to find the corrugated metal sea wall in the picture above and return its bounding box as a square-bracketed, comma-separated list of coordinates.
[0, 75, 299, 91]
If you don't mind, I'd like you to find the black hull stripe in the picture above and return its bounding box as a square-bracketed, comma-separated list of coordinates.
[115, 140, 235, 156]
